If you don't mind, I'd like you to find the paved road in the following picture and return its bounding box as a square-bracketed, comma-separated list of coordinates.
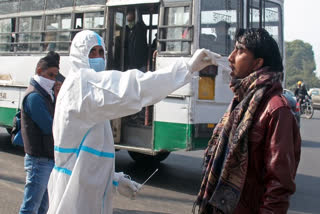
[289, 111, 320, 214]
[1, 111, 320, 213]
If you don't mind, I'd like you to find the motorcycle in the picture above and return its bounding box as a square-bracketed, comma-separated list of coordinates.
[297, 95, 314, 119]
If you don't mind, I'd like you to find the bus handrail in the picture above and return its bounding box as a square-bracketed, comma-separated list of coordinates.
[158, 39, 192, 42]
[0, 28, 106, 35]
[158, 25, 193, 28]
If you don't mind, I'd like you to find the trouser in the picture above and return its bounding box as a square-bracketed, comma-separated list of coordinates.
[19, 154, 54, 214]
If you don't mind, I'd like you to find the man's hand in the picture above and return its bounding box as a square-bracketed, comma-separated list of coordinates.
[187, 49, 221, 72]
[54, 81, 62, 98]
[118, 174, 142, 200]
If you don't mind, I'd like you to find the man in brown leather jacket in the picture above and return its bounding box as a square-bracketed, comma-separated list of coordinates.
[195, 28, 301, 214]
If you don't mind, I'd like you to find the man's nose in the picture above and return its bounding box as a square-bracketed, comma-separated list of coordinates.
[228, 50, 235, 63]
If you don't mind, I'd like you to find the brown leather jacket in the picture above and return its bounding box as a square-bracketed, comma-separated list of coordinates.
[234, 84, 301, 214]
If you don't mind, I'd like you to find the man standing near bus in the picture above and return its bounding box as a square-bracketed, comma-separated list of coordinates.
[47, 30, 219, 214]
[124, 8, 148, 72]
[194, 29, 301, 214]
[19, 53, 61, 214]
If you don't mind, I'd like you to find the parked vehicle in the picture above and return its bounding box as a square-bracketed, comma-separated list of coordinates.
[308, 88, 320, 110]
[283, 89, 300, 125]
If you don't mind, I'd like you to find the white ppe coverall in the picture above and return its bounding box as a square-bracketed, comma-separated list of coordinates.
[47, 30, 194, 214]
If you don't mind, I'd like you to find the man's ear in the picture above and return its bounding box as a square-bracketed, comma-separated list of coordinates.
[253, 58, 264, 70]
[36, 67, 42, 75]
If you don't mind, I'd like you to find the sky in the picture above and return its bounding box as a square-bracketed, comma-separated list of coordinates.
[284, 0, 320, 77]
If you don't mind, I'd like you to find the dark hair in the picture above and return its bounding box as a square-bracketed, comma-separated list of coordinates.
[235, 28, 283, 72]
[35, 53, 59, 73]
[47, 51, 60, 65]
[127, 8, 135, 16]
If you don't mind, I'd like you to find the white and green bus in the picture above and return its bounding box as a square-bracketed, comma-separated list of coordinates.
[0, 0, 284, 162]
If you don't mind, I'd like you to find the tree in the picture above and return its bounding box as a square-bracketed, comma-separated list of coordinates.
[285, 40, 320, 90]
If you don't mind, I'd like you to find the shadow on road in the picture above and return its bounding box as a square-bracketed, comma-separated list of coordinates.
[0, 133, 24, 156]
[137, 192, 195, 204]
[289, 173, 320, 214]
[301, 140, 320, 148]
[115, 151, 203, 196]
[302, 117, 320, 121]
[114, 209, 169, 214]
[0, 174, 25, 185]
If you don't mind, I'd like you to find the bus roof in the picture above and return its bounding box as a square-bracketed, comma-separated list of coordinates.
[106, 0, 160, 7]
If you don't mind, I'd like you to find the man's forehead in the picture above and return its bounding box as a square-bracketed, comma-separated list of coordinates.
[48, 66, 59, 73]
[235, 41, 246, 49]
[91, 45, 103, 51]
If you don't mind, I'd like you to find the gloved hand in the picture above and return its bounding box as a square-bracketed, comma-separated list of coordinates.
[117, 172, 142, 200]
[187, 49, 221, 72]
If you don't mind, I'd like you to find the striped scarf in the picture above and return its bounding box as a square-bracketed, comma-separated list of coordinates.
[194, 67, 283, 214]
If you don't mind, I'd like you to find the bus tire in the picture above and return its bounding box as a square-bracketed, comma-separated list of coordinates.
[128, 151, 170, 164]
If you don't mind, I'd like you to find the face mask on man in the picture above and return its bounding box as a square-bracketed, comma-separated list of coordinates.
[34, 75, 56, 100]
[89, 58, 106, 72]
[34, 75, 55, 91]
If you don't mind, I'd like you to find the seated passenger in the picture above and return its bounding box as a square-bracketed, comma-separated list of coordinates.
[213, 21, 232, 55]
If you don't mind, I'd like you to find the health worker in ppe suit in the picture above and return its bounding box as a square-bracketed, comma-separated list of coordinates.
[47, 30, 220, 214]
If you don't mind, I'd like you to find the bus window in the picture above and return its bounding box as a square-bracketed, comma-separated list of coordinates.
[46, 0, 73, 10]
[19, 0, 45, 12]
[84, 11, 105, 36]
[75, 0, 106, 6]
[0, 1, 19, 15]
[248, 0, 261, 28]
[264, 1, 283, 55]
[72, 13, 84, 40]
[106, 5, 159, 72]
[159, 3, 192, 55]
[0, 19, 13, 52]
[72, 12, 104, 40]
[17, 16, 42, 52]
[200, 0, 242, 56]
[143, 13, 159, 71]
[75, 14, 84, 30]
[108, 10, 125, 71]
[143, 14, 158, 47]
[248, 0, 283, 55]
[45, 14, 72, 52]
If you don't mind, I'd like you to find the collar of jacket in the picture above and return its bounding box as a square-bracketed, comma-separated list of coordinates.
[30, 78, 54, 103]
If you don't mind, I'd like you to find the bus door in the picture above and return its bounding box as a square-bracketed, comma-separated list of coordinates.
[106, 1, 160, 144]
[106, 1, 160, 72]
[106, 7, 126, 71]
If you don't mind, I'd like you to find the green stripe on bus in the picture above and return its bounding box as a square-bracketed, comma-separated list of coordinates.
[0, 107, 17, 127]
[191, 137, 210, 150]
[153, 121, 210, 151]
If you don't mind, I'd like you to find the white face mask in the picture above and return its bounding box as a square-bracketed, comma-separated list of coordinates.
[34, 75, 55, 100]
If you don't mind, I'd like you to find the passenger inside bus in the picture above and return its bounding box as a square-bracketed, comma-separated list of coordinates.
[124, 8, 148, 72]
[44, 26, 57, 51]
[200, 20, 233, 56]
[214, 21, 232, 54]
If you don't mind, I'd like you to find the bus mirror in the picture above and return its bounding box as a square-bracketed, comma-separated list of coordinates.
[199, 65, 218, 77]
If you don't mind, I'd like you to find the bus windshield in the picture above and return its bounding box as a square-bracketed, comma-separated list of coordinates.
[199, 0, 242, 56]
[248, 0, 283, 54]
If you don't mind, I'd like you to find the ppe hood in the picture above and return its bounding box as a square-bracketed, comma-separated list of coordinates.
[69, 30, 106, 73]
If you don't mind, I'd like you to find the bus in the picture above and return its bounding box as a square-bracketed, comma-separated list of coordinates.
[0, 0, 284, 162]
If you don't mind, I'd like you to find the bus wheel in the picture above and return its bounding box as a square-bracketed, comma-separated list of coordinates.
[128, 151, 170, 164]
[6, 128, 12, 135]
